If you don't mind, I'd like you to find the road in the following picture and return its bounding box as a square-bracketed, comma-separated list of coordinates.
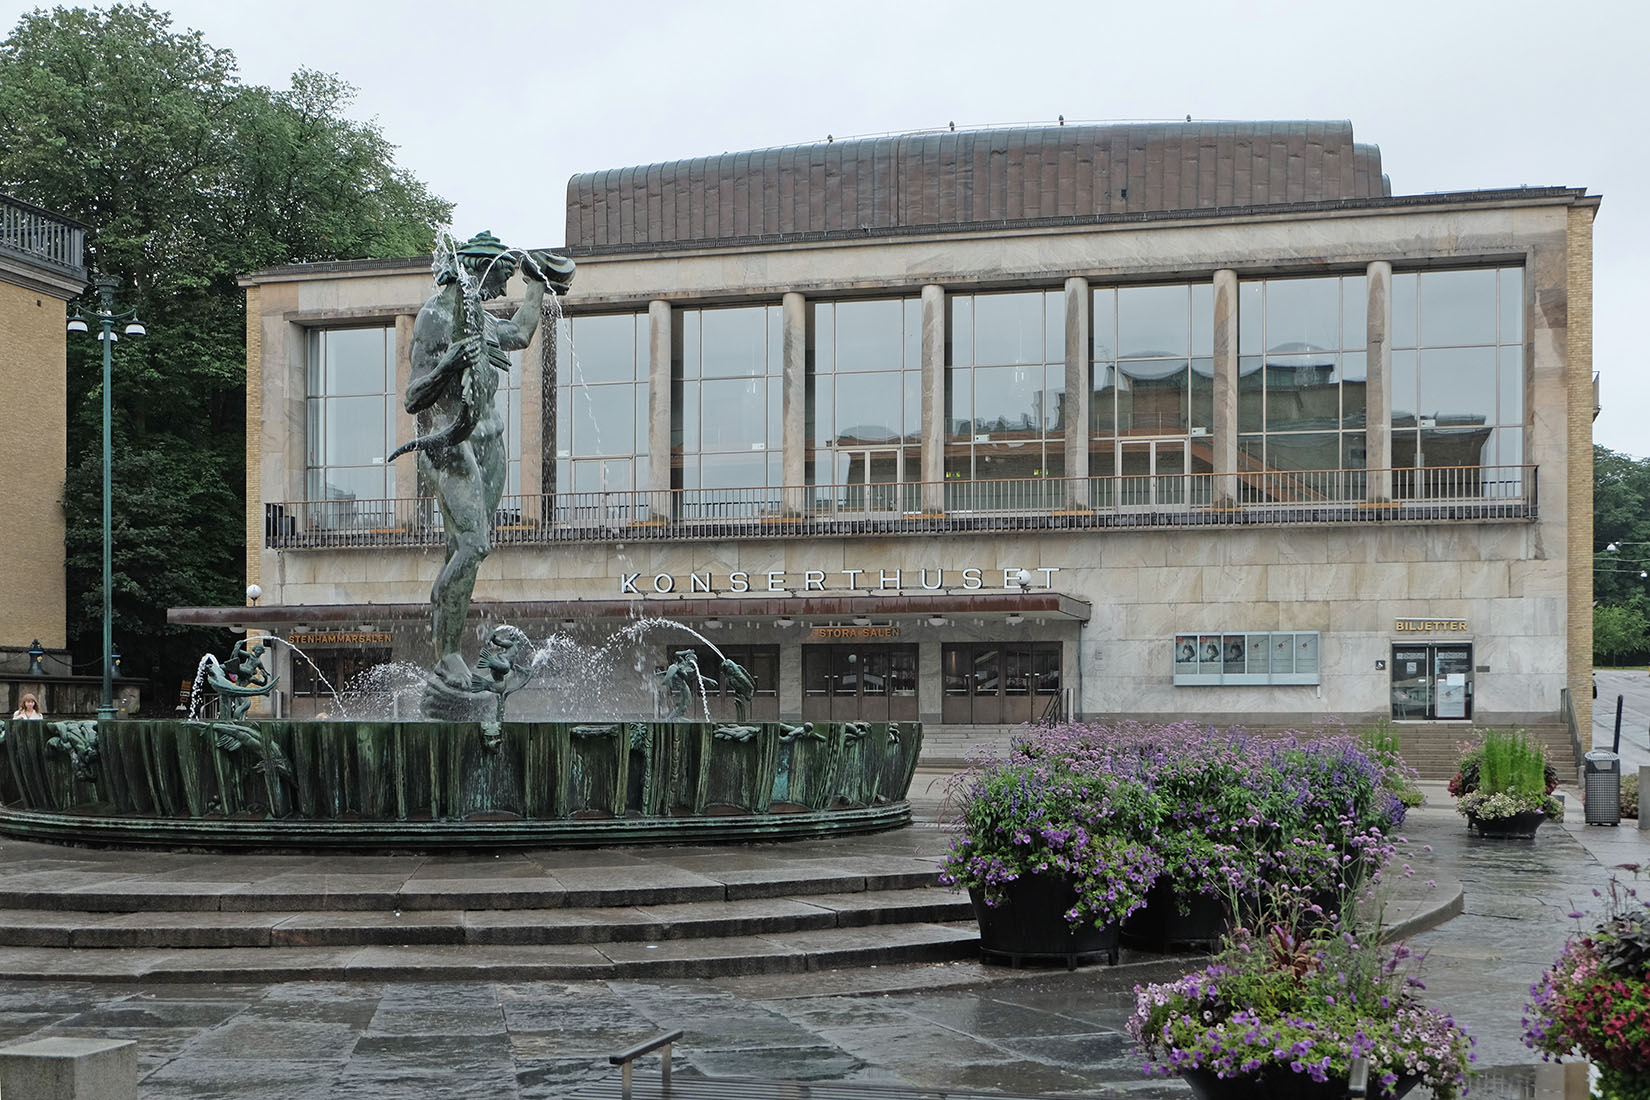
[1591, 666, 1650, 770]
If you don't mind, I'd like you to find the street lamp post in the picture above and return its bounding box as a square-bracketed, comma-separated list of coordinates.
[67, 275, 145, 721]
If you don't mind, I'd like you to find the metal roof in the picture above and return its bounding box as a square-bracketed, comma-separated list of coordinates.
[566, 121, 1391, 248]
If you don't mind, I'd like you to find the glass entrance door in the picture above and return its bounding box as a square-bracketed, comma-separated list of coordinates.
[1390, 643, 1473, 720]
[1118, 440, 1187, 508]
[835, 447, 907, 515]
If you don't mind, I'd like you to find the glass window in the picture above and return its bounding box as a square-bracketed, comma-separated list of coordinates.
[1237, 274, 1382, 488]
[948, 291, 1063, 485]
[1418, 347, 1498, 426]
[810, 297, 920, 487]
[306, 326, 396, 523]
[973, 291, 1049, 365]
[701, 307, 770, 377]
[1419, 269, 1498, 347]
[675, 305, 783, 492]
[1390, 266, 1524, 496]
[561, 313, 640, 384]
[558, 313, 648, 495]
[1117, 285, 1188, 358]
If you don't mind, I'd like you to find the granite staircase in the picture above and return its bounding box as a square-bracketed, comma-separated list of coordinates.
[0, 835, 977, 983]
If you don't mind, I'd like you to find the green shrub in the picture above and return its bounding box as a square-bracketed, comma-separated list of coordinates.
[1358, 719, 1425, 807]
[1625, 772, 1640, 820]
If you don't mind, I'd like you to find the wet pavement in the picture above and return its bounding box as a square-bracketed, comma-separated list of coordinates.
[0, 779, 1643, 1098]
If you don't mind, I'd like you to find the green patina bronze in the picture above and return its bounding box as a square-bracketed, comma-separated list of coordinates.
[205, 639, 278, 721]
[0, 718, 923, 848]
[395, 232, 574, 717]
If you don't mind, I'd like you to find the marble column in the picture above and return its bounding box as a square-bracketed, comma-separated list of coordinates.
[1212, 269, 1239, 506]
[1365, 261, 1393, 502]
[782, 291, 807, 514]
[647, 300, 672, 504]
[1064, 276, 1090, 508]
[920, 284, 946, 512]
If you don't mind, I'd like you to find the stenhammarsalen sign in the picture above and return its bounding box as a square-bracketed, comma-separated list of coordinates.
[618, 567, 1061, 595]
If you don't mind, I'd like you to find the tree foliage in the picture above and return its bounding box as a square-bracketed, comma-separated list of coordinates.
[0, 4, 450, 704]
[1594, 445, 1650, 665]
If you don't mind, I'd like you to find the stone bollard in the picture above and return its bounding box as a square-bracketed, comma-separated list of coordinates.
[0, 1037, 136, 1100]
[1641, 765, 1649, 832]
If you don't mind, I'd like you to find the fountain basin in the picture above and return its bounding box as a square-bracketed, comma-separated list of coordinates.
[0, 718, 921, 850]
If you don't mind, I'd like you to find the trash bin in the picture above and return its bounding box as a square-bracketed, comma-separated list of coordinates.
[1584, 750, 1621, 826]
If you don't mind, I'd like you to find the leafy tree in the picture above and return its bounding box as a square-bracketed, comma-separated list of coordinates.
[1595, 604, 1650, 668]
[0, 4, 450, 706]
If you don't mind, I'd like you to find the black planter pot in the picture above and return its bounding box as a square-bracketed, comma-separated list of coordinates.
[1121, 879, 1231, 952]
[968, 874, 1119, 969]
[1182, 1066, 1420, 1100]
[1467, 809, 1547, 838]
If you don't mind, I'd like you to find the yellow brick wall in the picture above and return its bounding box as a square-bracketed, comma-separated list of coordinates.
[1567, 205, 1595, 743]
[0, 279, 68, 649]
[244, 285, 261, 593]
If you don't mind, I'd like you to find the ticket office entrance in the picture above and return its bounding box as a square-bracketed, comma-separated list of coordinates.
[1390, 642, 1474, 720]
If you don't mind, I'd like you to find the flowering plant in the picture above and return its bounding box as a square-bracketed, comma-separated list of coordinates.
[1129, 911, 1473, 1099]
[1449, 729, 1561, 822]
[1524, 877, 1650, 1099]
[941, 723, 1407, 929]
[939, 753, 1165, 928]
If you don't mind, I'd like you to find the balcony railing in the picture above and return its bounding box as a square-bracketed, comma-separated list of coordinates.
[0, 194, 86, 274]
[265, 465, 1536, 549]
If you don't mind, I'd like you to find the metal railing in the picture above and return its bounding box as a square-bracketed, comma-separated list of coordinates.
[267, 464, 1537, 549]
[0, 194, 86, 274]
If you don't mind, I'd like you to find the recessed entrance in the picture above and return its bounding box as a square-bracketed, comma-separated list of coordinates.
[802, 644, 919, 722]
[1390, 643, 1473, 720]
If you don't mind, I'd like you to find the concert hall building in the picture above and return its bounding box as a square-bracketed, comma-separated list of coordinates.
[189, 121, 1600, 762]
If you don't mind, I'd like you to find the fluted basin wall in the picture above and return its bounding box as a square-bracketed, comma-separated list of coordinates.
[0, 719, 922, 848]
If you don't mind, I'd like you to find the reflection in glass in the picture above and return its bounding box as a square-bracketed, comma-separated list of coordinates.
[1118, 285, 1189, 358]
[321, 327, 389, 394]
[1418, 347, 1497, 426]
[1091, 362, 1117, 436]
[973, 291, 1049, 365]
[564, 314, 640, 384]
[834, 299, 904, 373]
[1499, 346, 1523, 423]
[1092, 288, 1116, 361]
[973, 365, 1046, 434]
[833, 372, 903, 444]
[1264, 277, 1340, 355]
[567, 385, 635, 456]
[1419, 269, 1497, 348]
[699, 378, 767, 451]
[1499, 268, 1524, 344]
[1390, 273, 1417, 349]
[700, 306, 770, 377]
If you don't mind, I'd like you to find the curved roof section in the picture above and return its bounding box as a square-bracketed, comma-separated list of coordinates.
[566, 121, 1390, 249]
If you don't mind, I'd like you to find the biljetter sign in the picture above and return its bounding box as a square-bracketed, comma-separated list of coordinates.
[1393, 619, 1468, 633]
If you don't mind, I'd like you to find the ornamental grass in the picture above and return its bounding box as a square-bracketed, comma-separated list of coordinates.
[939, 722, 1407, 930]
[1449, 728, 1562, 822]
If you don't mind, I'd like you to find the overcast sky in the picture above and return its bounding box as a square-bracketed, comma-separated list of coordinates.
[6, 0, 1645, 455]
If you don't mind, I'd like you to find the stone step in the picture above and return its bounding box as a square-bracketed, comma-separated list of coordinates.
[0, 861, 945, 914]
[0, 886, 973, 950]
[0, 921, 982, 982]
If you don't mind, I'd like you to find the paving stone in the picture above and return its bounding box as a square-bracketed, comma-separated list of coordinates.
[138, 1057, 344, 1100]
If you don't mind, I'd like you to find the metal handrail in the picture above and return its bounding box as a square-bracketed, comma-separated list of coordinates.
[267, 464, 1537, 549]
